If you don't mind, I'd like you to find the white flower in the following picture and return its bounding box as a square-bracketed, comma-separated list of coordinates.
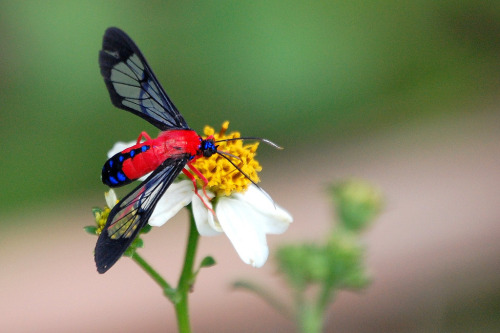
[150, 181, 293, 267]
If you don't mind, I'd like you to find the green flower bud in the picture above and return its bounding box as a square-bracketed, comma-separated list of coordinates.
[330, 179, 383, 231]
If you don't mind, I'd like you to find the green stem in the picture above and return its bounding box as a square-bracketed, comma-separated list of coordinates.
[233, 280, 293, 319]
[297, 280, 335, 333]
[317, 282, 336, 313]
[293, 285, 325, 333]
[298, 302, 323, 333]
[132, 251, 172, 292]
[174, 204, 200, 333]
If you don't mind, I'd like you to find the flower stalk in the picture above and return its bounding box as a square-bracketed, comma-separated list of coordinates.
[132, 251, 172, 293]
[173, 204, 200, 333]
[126, 204, 200, 333]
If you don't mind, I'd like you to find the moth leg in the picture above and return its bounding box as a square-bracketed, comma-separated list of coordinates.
[136, 131, 153, 144]
[183, 164, 215, 216]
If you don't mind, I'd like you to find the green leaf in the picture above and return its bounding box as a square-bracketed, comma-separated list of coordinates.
[83, 225, 97, 235]
[140, 224, 152, 234]
[200, 256, 216, 268]
[123, 247, 136, 257]
[133, 237, 144, 249]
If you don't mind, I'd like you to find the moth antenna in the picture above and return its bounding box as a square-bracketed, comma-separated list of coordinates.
[217, 153, 277, 208]
[217, 150, 241, 161]
[216, 137, 283, 150]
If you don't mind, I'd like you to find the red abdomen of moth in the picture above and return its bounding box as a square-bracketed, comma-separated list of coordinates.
[123, 129, 200, 179]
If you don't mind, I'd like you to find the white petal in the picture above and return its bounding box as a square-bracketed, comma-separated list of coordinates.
[192, 190, 222, 236]
[233, 185, 293, 234]
[104, 189, 117, 208]
[137, 173, 151, 182]
[216, 196, 270, 267]
[148, 180, 193, 227]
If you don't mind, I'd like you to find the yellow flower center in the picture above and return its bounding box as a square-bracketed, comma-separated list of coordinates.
[191, 121, 262, 196]
[95, 207, 110, 235]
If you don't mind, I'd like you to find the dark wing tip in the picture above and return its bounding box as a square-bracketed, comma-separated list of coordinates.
[99, 27, 135, 67]
[94, 237, 124, 274]
[96, 264, 109, 274]
[95, 233, 137, 274]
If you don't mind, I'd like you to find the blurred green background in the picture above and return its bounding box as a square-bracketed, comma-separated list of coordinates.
[1, 0, 498, 215]
[1, 1, 499, 332]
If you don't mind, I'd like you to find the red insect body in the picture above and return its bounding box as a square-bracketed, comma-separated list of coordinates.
[120, 130, 200, 181]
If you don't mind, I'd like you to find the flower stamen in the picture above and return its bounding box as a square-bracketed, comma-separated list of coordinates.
[192, 121, 263, 196]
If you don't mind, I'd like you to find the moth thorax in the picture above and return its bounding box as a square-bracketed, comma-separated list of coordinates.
[200, 138, 217, 157]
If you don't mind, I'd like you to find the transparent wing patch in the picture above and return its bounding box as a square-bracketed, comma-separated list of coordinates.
[99, 27, 189, 130]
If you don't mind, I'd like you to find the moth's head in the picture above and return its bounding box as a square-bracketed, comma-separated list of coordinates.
[200, 136, 217, 157]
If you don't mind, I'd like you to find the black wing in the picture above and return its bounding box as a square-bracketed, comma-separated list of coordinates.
[99, 27, 189, 130]
[95, 157, 188, 273]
